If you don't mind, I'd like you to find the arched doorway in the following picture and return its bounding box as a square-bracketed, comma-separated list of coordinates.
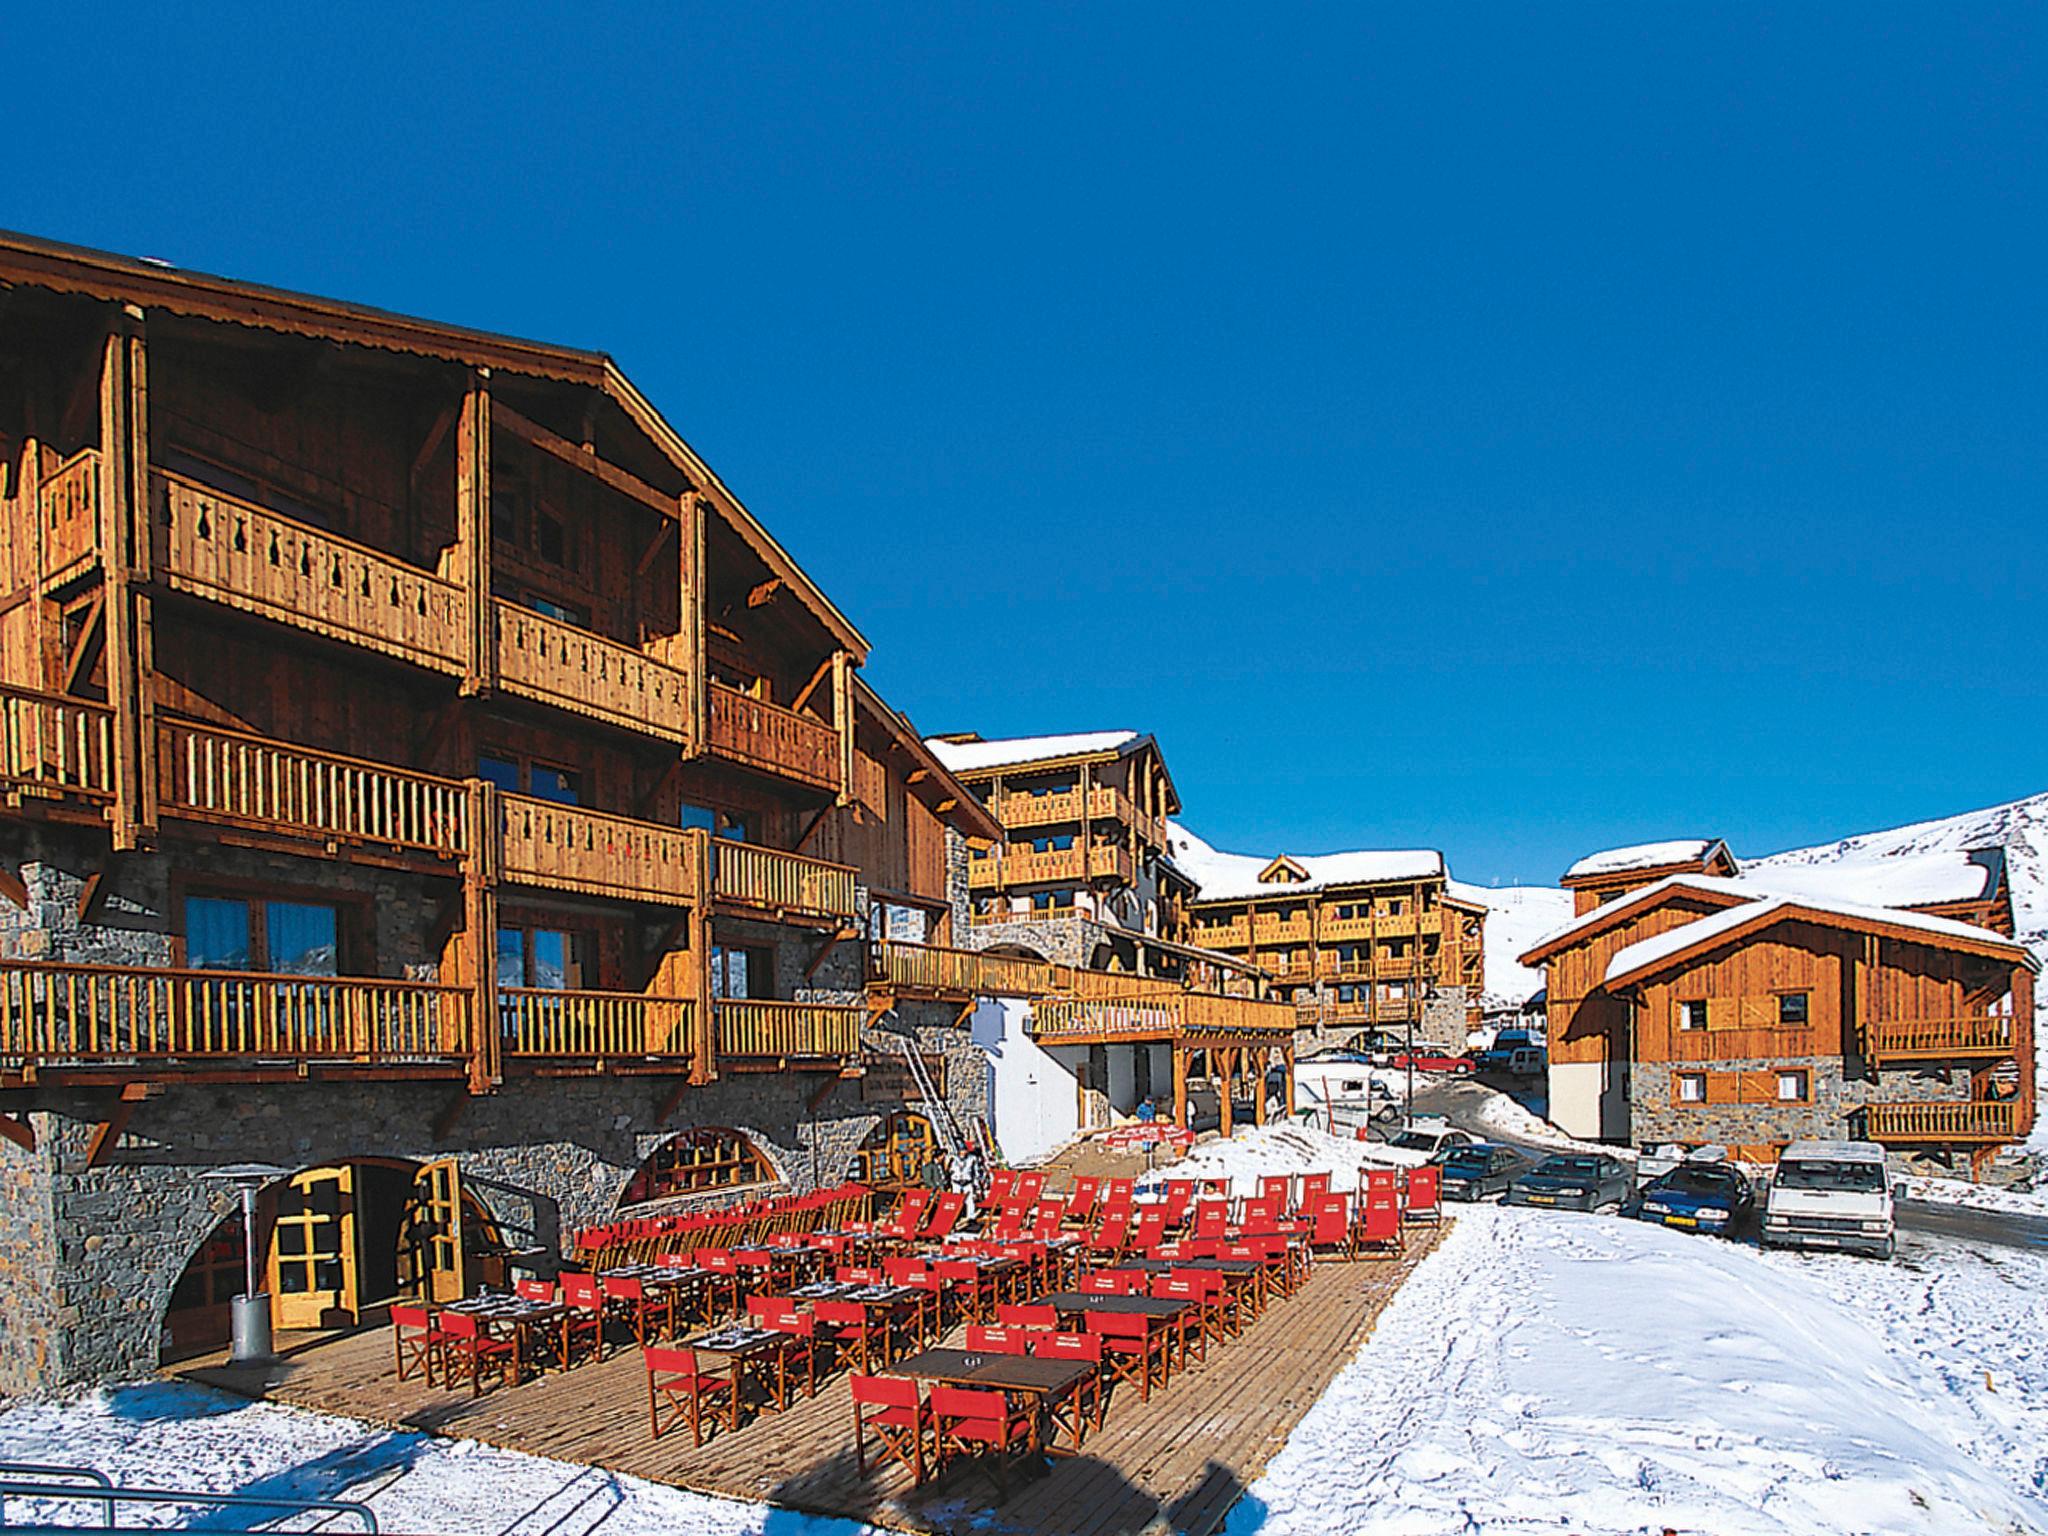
[617, 1127, 780, 1208]
[856, 1110, 938, 1189]
[159, 1156, 504, 1362]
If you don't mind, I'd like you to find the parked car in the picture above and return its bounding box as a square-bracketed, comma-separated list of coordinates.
[1501, 1045, 1546, 1077]
[1439, 1142, 1529, 1202]
[1475, 1028, 1541, 1071]
[1631, 1161, 1754, 1235]
[1386, 1051, 1476, 1074]
[1760, 1139, 1901, 1260]
[1281, 1060, 1402, 1133]
[1506, 1152, 1632, 1211]
[1360, 1117, 1476, 1169]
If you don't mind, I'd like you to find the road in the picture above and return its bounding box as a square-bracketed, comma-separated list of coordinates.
[1403, 1073, 2048, 1255]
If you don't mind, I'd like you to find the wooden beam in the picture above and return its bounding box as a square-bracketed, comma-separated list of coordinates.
[408, 400, 459, 487]
[86, 1081, 155, 1169]
[656, 1076, 692, 1122]
[805, 1074, 841, 1114]
[61, 591, 105, 693]
[635, 520, 676, 577]
[490, 397, 679, 519]
[75, 867, 106, 925]
[0, 1112, 33, 1153]
[805, 930, 848, 982]
[793, 804, 832, 854]
[790, 653, 834, 716]
[0, 866, 26, 911]
[746, 576, 784, 609]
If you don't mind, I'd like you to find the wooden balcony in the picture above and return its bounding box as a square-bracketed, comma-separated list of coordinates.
[0, 959, 472, 1074]
[1862, 1100, 2021, 1144]
[498, 795, 701, 906]
[499, 988, 697, 1060]
[866, 941, 1055, 1000]
[38, 448, 100, 582]
[1248, 919, 1313, 946]
[0, 686, 114, 806]
[968, 843, 1136, 890]
[712, 840, 857, 922]
[1031, 998, 1182, 1043]
[1864, 1014, 2017, 1065]
[1031, 988, 1298, 1045]
[706, 682, 840, 793]
[969, 904, 1079, 926]
[1190, 921, 1249, 950]
[158, 719, 468, 859]
[494, 603, 688, 744]
[714, 998, 862, 1060]
[996, 784, 1122, 829]
[156, 470, 467, 676]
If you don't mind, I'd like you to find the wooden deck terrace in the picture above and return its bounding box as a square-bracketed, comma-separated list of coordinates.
[178, 1227, 1442, 1536]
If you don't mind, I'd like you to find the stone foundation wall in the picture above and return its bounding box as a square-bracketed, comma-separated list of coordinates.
[1629, 1053, 1982, 1149]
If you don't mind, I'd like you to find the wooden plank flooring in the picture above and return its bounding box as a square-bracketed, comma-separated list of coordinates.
[177, 1227, 1442, 1536]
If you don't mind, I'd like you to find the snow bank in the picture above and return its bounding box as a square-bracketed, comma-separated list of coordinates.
[0, 1383, 877, 1536]
[1225, 1206, 2048, 1536]
[1138, 1123, 1394, 1199]
[1901, 1172, 2047, 1217]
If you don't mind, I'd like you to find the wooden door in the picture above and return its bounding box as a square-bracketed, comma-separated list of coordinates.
[268, 1165, 357, 1330]
[410, 1158, 467, 1304]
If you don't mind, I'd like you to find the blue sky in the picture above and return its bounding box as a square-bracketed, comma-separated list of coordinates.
[10, 5, 2044, 885]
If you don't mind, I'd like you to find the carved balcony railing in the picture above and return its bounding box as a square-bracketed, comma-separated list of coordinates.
[714, 998, 862, 1059]
[1861, 1100, 2021, 1143]
[996, 785, 1123, 829]
[38, 448, 101, 580]
[499, 988, 697, 1060]
[866, 941, 1055, 999]
[712, 840, 857, 921]
[706, 682, 840, 793]
[497, 796, 701, 906]
[1864, 1014, 2016, 1064]
[0, 686, 115, 805]
[494, 602, 689, 744]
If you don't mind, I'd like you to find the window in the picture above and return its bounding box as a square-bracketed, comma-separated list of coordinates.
[678, 801, 749, 842]
[1027, 833, 1074, 854]
[478, 753, 580, 805]
[1681, 1001, 1710, 1031]
[1776, 1070, 1809, 1103]
[524, 593, 587, 626]
[497, 925, 595, 990]
[620, 1127, 777, 1205]
[1677, 1073, 1707, 1104]
[186, 895, 341, 975]
[1031, 889, 1071, 913]
[710, 944, 773, 999]
[1778, 992, 1810, 1026]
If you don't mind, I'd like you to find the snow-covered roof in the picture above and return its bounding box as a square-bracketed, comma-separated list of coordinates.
[1740, 847, 2002, 909]
[1563, 839, 1728, 880]
[1604, 888, 2031, 988]
[1448, 878, 1576, 1006]
[925, 730, 1139, 775]
[1170, 820, 1444, 901]
[1522, 874, 1755, 963]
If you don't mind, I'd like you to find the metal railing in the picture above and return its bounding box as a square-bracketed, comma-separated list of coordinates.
[0, 1466, 378, 1531]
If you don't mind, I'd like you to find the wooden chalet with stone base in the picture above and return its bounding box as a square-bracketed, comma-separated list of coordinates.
[1170, 822, 1486, 1040]
[0, 231, 1009, 1392]
[1523, 855, 2036, 1173]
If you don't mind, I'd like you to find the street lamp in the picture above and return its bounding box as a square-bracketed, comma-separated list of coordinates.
[200, 1163, 288, 1364]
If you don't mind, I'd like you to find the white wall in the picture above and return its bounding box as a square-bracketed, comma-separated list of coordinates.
[972, 998, 1081, 1165]
[1550, 1060, 1609, 1141]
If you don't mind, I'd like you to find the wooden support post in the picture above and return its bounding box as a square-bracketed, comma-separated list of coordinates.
[1219, 1047, 1236, 1137]
[1253, 1046, 1268, 1127]
[689, 830, 716, 1085]
[832, 650, 854, 806]
[456, 373, 494, 696]
[98, 315, 155, 849]
[2013, 962, 2036, 1137]
[86, 1082, 155, 1169]
[459, 778, 501, 1093]
[0, 1113, 34, 1153]
[683, 492, 708, 754]
[1172, 1045, 1189, 1128]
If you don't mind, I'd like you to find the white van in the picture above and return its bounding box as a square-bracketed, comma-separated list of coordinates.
[1284, 1060, 1400, 1136]
[1760, 1139, 1900, 1260]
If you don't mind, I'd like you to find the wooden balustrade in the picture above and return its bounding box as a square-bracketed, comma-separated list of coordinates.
[1191, 924, 1249, 949]
[1862, 1100, 2020, 1142]
[0, 960, 471, 1066]
[712, 840, 858, 920]
[970, 904, 1078, 925]
[1177, 991, 1299, 1036]
[1032, 988, 1297, 1042]
[706, 682, 840, 792]
[0, 686, 114, 802]
[996, 785, 1122, 828]
[498, 796, 701, 906]
[156, 470, 466, 674]
[499, 988, 696, 1059]
[714, 998, 862, 1059]
[867, 941, 1055, 998]
[39, 449, 100, 577]
[494, 602, 689, 743]
[158, 719, 468, 857]
[1031, 998, 1181, 1041]
[1865, 1014, 2016, 1061]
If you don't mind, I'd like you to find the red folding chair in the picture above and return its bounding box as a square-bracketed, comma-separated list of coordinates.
[694, 1248, 740, 1319]
[852, 1373, 930, 1486]
[439, 1310, 518, 1396]
[559, 1272, 607, 1360]
[997, 1302, 1058, 1329]
[1308, 1194, 1356, 1263]
[1086, 1310, 1171, 1404]
[931, 1385, 1034, 1494]
[1403, 1166, 1443, 1225]
[1065, 1176, 1102, 1226]
[1149, 1273, 1206, 1366]
[759, 1303, 821, 1408]
[988, 1169, 1017, 1205]
[1300, 1171, 1331, 1205]
[390, 1303, 447, 1386]
[1029, 1202, 1067, 1242]
[514, 1278, 555, 1303]
[1180, 1267, 1244, 1346]
[1357, 1196, 1405, 1258]
[816, 1299, 888, 1372]
[646, 1345, 737, 1446]
[921, 1191, 967, 1241]
[602, 1273, 673, 1348]
[964, 1323, 1028, 1355]
[1085, 1214, 1131, 1259]
[1080, 1270, 1144, 1296]
[1192, 1201, 1231, 1242]
[931, 1259, 998, 1325]
[1029, 1330, 1104, 1444]
[1258, 1174, 1293, 1213]
[1130, 1206, 1169, 1253]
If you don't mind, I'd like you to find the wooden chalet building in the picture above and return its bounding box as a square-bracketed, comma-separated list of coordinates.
[1524, 844, 2036, 1172]
[1559, 838, 1739, 914]
[1169, 822, 1486, 1041]
[0, 231, 1021, 1391]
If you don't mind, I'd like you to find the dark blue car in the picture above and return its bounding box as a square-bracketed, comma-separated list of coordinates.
[1632, 1161, 1754, 1235]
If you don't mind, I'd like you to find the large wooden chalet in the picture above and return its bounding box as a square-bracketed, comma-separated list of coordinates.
[1525, 839, 2036, 1172]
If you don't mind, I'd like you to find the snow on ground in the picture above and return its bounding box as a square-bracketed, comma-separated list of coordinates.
[1139, 1123, 1393, 1198]
[0, 1382, 876, 1535]
[1224, 1205, 2048, 1536]
[1461, 1082, 1627, 1158]
[1446, 880, 1574, 1009]
[1902, 1172, 2048, 1216]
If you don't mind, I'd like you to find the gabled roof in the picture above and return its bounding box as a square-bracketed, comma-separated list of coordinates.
[926, 731, 1140, 775]
[1561, 838, 1735, 885]
[1739, 847, 2006, 911]
[1519, 876, 1755, 968]
[0, 228, 867, 659]
[1604, 894, 2035, 991]
[1170, 821, 1445, 903]
[1257, 856, 1311, 885]
[854, 678, 1001, 842]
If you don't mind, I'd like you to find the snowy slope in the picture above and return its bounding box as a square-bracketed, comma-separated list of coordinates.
[1447, 880, 1574, 1009]
[1225, 1206, 2048, 1536]
[1747, 791, 2048, 1152]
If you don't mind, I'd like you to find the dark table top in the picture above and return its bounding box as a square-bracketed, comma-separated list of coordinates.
[1112, 1258, 1263, 1277]
[1039, 1292, 1192, 1319]
[892, 1346, 1094, 1396]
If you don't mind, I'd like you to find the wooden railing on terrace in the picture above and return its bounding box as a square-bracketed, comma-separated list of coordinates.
[156, 470, 466, 675]
[1032, 989, 1298, 1042]
[499, 988, 697, 1059]
[1864, 1014, 2016, 1062]
[39, 449, 100, 578]
[1031, 998, 1182, 1041]
[497, 795, 701, 906]
[0, 960, 471, 1066]
[158, 719, 468, 857]
[706, 682, 840, 792]
[996, 785, 1121, 829]
[867, 941, 1055, 998]
[712, 840, 857, 920]
[0, 686, 114, 803]
[495, 603, 689, 743]
[1190, 923, 1249, 949]
[714, 998, 862, 1059]
[970, 904, 1079, 926]
[1862, 1100, 2021, 1142]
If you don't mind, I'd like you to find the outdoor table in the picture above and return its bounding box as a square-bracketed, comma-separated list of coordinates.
[1038, 1291, 1197, 1372]
[683, 1321, 796, 1412]
[599, 1264, 707, 1338]
[891, 1345, 1097, 1457]
[734, 1248, 817, 1289]
[787, 1279, 924, 1362]
[440, 1293, 567, 1381]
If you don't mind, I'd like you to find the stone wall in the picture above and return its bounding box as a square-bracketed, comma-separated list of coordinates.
[1629, 1052, 1981, 1149]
